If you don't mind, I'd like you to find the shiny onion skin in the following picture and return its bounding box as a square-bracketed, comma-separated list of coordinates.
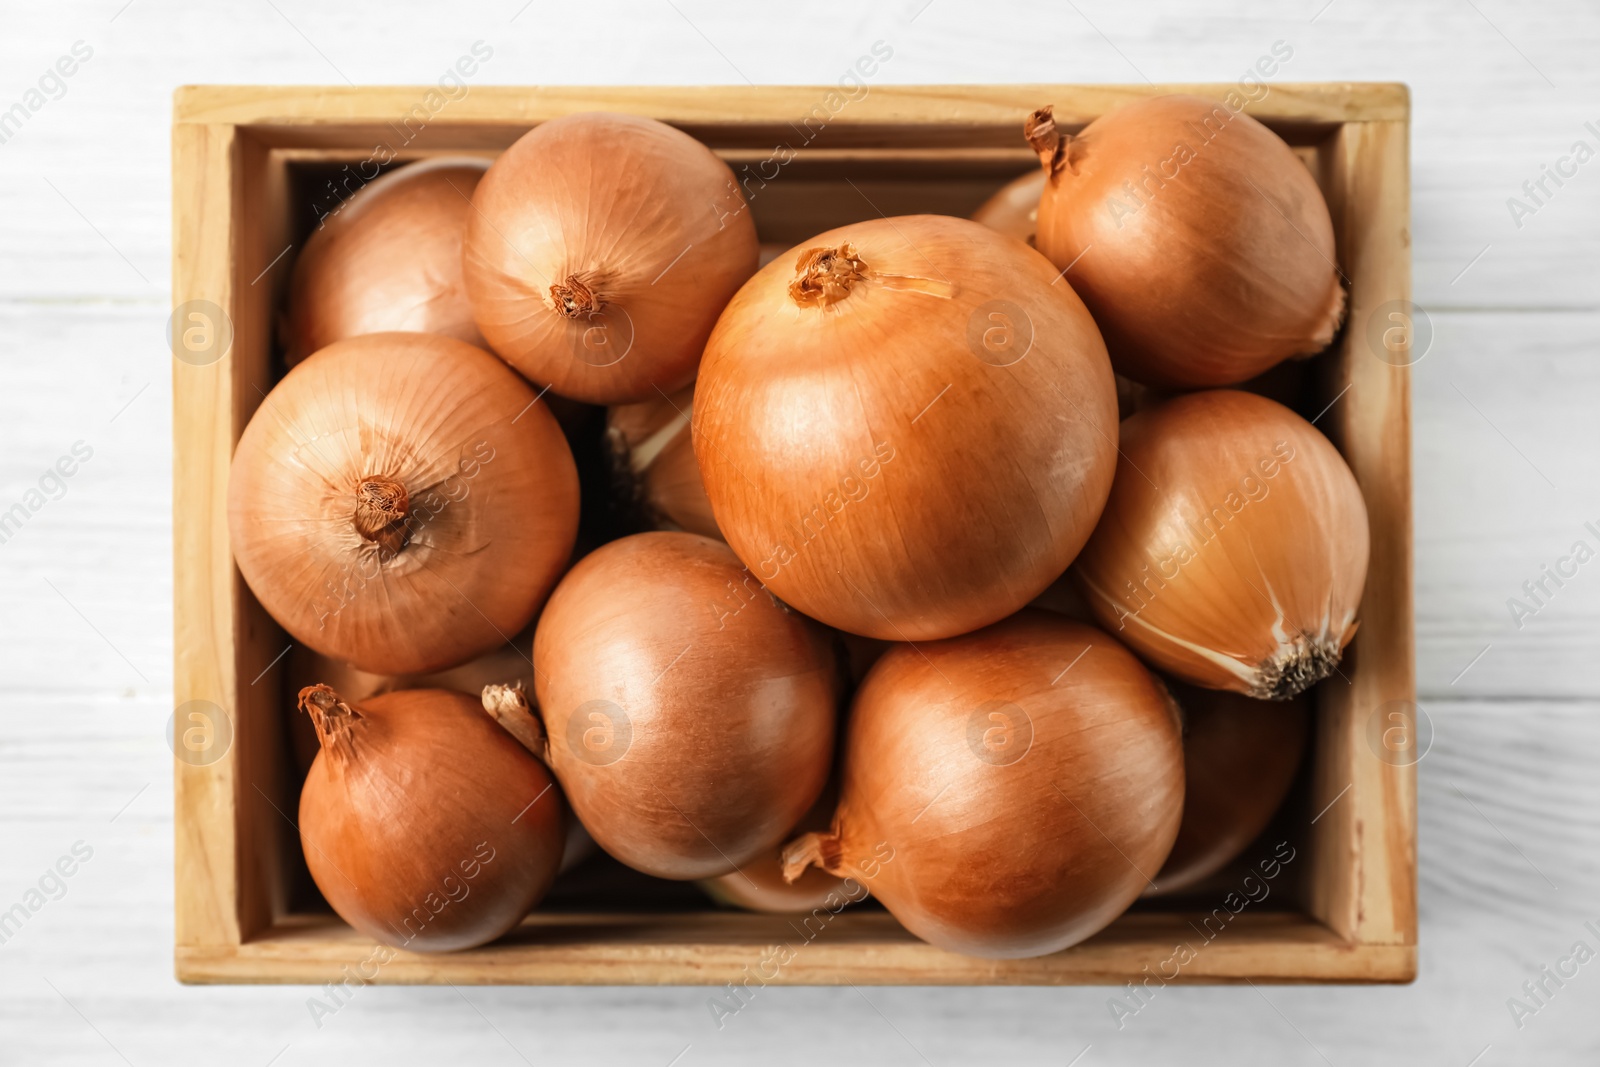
[1147, 683, 1309, 896]
[1025, 97, 1344, 388]
[297, 686, 565, 952]
[463, 112, 759, 403]
[1075, 390, 1369, 700]
[228, 333, 579, 675]
[971, 169, 1046, 245]
[694, 215, 1119, 641]
[605, 383, 720, 539]
[533, 532, 837, 880]
[700, 786, 852, 914]
[784, 611, 1183, 959]
[285, 157, 490, 365]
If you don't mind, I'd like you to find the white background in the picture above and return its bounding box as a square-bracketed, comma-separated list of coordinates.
[2, 0, 1598, 1063]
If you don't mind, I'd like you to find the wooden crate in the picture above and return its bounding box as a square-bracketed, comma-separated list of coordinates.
[172, 83, 1415, 984]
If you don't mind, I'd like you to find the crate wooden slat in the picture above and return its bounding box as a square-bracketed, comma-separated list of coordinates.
[172, 83, 1415, 985]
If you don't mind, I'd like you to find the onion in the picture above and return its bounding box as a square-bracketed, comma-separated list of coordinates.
[694, 214, 1118, 641]
[971, 169, 1045, 245]
[462, 112, 759, 403]
[297, 685, 565, 952]
[285, 158, 489, 366]
[700, 785, 850, 914]
[605, 383, 720, 539]
[1148, 683, 1309, 896]
[784, 611, 1183, 959]
[228, 332, 579, 675]
[1074, 389, 1369, 699]
[1025, 97, 1344, 388]
[533, 531, 837, 879]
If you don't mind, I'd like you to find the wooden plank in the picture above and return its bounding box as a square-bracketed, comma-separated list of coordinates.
[175, 911, 1414, 986]
[1304, 118, 1418, 948]
[171, 83, 1410, 133]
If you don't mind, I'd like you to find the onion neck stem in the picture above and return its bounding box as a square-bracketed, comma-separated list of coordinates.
[299, 684, 363, 764]
[551, 272, 604, 318]
[352, 476, 411, 557]
[789, 244, 868, 308]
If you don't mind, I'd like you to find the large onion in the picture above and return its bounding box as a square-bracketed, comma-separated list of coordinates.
[228, 332, 579, 675]
[463, 112, 759, 403]
[784, 611, 1183, 959]
[1147, 683, 1309, 896]
[285, 158, 489, 365]
[605, 383, 719, 539]
[1074, 389, 1369, 699]
[533, 532, 837, 879]
[1025, 96, 1344, 388]
[297, 685, 565, 952]
[694, 214, 1118, 641]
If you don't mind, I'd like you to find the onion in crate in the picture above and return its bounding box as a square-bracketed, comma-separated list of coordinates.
[533, 532, 837, 880]
[784, 611, 1184, 959]
[694, 215, 1118, 641]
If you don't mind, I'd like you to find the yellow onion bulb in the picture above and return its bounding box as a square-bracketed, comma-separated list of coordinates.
[605, 383, 720, 539]
[1147, 683, 1309, 896]
[784, 611, 1183, 959]
[533, 532, 837, 880]
[699, 785, 852, 914]
[971, 168, 1046, 245]
[228, 333, 579, 675]
[1025, 96, 1344, 388]
[463, 112, 759, 403]
[297, 685, 565, 952]
[694, 214, 1119, 641]
[1075, 390, 1368, 699]
[285, 157, 490, 365]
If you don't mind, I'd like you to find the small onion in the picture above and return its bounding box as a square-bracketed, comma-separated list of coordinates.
[784, 611, 1183, 959]
[700, 785, 850, 914]
[285, 157, 490, 365]
[694, 214, 1118, 641]
[297, 685, 565, 952]
[1025, 96, 1344, 388]
[605, 383, 720, 539]
[463, 112, 759, 403]
[971, 168, 1046, 245]
[1074, 390, 1369, 699]
[228, 332, 579, 675]
[1147, 683, 1309, 896]
[533, 532, 837, 880]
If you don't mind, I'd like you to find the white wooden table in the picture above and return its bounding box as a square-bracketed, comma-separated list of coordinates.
[3, 0, 1597, 1062]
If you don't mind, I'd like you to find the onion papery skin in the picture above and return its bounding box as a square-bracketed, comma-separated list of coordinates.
[463, 112, 759, 404]
[700, 786, 851, 914]
[694, 214, 1119, 642]
[228, 332, 579, 675]
[1074, 390, 1369, 700]
[1147, 683, 1309, 896]
[785, 611, 1183, 959]
[1026, 96, 1344, 388]
[605, 383, 720, 539]
[972, 169, 1046, 245]
[533, 532, 837, 880]
[297, 687, 565, 952]
[286, 157, 490, 366]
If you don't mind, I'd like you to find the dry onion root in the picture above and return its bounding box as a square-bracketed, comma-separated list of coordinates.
[297, 685, 566, 952]
[285, 157, 490, 365]
[533, 532, 838, 880]
[1146, 683, 1309, 896]
[1074, 389, 1369, 699]
[783, 611, 1183, 959]
[1025, 96, 1344, 388]
[604, 383, 720, 539]
[971, 168, 1046, 245]
[694, 214, 1119, 641]
[463, 112, 759, 403]
[228, 332, 579, 675]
